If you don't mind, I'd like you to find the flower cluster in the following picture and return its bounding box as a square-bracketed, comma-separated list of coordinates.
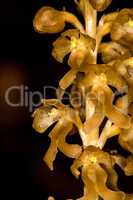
[32, 0, 133, 199]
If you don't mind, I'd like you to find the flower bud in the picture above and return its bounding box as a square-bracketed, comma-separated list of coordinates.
[33, 6, 65, 33]
[89, 0, 112, 11]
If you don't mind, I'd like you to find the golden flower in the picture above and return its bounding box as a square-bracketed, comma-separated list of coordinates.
[111, 9, 133, 50]
[32, 99, 83, 170]
[89, 0, 112, 11]
[113, 154, 133, 176]
[98, 42, 132, 64]
[52, 29, 96, 90]
[77, 64, 130, 130]
[71, 146, 125, 200]
[52, 29, 96, 64]
[33, 6, 84, 34]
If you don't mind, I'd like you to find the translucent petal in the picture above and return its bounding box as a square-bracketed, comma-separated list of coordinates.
[98, 120, 121, 149]
[71, 147, 123, 199]
[62, 12, 85, 33]
[89, 0, 112, 11]
[78, 70, 97, 89]
[43, 121, 62, 170]
[79, 33, 96, 51]
[61, 29, 80, 39]
[68, 48, 95, 68]
[58, 122, 82, 158]
[77, 166, 98, 200]
[44, 119, 74, 170]
[102, 85, 131, 129]
[115, 95, 128, 114]
[104, 164, 119, 191]
[92, 64, 127, 92]
[111, 9, 133, 46]
[99, 42, 131, 64]
[112, 155, 127, 171]
[70, 158, 82, 179]
[33, 7, 65, 33]
[95, 164, 125, 200]
[114, 57, 133, 87]
[52, 36, 71, 63]
[32, 106, 60, 133]
[59, 68, 78, 90]
[70, 147, 94, 179]
[101, 12, 119, 23]
[84, 97, 104, 147]
[79, 64, 127, 92]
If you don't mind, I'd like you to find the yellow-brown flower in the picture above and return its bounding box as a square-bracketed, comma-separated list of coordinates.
[111, 9, 133, 50]
[33, 6, 85, 34]
[52, 29, 96, 65]
[71, 146, 125, 200]
[32, 99, 83, 170]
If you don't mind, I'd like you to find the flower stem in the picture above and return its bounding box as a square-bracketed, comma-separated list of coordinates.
[83, 0, 97, 63]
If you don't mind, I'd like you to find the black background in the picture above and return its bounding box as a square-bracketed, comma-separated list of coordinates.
[0, 0, 133, 200]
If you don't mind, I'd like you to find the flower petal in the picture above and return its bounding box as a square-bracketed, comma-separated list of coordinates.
[114, 57, 133, 87]
[52, 36, 71, 63]
[61, 29, 80, 39]
[98, 120, 121, 149]
[118, 124, 133, 153]
[33, 7, 65, 33]
[79, 64, 127, 92]
[44, 119, 74, 170]
[111, 9, 133, 48]
[99, 42, 131, 64]
[89, 0, 112, 11]
[58, 122, 82, 158]
[68, 48, 95, 68]
[84, 96, 104, 147]
[43, 121, 62, 170]
[59, 68, 78, 90]
[32, 106, 60, 133]
[77, 166, 98, 200]
[102, 85, 131, 129]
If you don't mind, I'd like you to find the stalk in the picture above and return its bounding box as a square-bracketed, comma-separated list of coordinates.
[83, 0, 97, 63]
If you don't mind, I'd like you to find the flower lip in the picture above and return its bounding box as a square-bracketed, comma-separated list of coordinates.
[89, 155, 97, 164]
[70, 36, 78, 49]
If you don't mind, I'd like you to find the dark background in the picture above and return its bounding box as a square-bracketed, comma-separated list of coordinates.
[0, 0, 133, 200]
